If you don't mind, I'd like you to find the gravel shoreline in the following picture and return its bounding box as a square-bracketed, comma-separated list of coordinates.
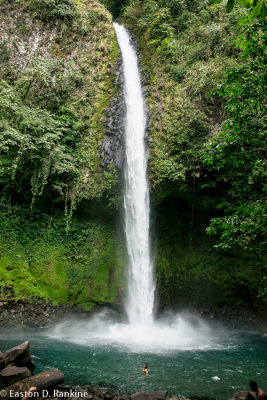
[0, 299, 266, 331]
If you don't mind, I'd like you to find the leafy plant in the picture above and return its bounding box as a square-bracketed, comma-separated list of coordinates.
[211, 0, 267, 18]
[202, 17, 267, 252]
[29, 0, 76, 20]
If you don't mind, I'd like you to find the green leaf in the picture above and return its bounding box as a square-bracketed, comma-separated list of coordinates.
[251, 1, 262, 17]
[226, 0, 236, 12]
[211, 0, 223, 3]
[261, 1, 267, 16]
[238, 0, 252, 7]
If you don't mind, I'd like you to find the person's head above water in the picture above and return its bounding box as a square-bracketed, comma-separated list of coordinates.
[250, 381, 258, 391]
[143, 365, 148, 369]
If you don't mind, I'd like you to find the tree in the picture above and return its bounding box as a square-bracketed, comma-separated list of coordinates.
[202, 17, 267, 252]
[212, 0, 267, 18]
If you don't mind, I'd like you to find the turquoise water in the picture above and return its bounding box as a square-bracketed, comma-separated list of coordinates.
[1, 328, 266, 399]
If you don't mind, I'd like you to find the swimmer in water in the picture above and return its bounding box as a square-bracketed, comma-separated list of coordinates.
[142, 364, 148, 376]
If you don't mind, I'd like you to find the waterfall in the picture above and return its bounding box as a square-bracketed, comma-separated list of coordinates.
[113, 23, 155, 325]
[48, 24, 215, 352]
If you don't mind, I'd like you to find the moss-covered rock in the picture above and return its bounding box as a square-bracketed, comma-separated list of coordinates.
[122, 0, 242, 192]
[0, 205, 125, 306]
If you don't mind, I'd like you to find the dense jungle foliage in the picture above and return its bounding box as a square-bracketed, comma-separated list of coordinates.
[0, 0, 124, 307]
[0, 0, 266, 308]
[120, 0, 266, 304]
[0, 0, 119, 213]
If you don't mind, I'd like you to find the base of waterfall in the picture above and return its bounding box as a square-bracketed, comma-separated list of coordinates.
[1, 328, 266, 400]
[46, 310, 228, 352]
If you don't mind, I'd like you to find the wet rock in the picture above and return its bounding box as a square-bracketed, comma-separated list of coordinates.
[1, 341, 35, 372]
[131, 391, 167, 400]
[4, 368, 64, 400]
[90, 386, 104, 399]
[100, 57, 125, 171]
[120, 395, 129, 400]
[131, 393, 151, 400]
[61, 385, 72, 392]
[150, 392, 167, 400]
[0, 365, 31, 388]
[130, 392, 151, 400]
[112, 394, 122, 400]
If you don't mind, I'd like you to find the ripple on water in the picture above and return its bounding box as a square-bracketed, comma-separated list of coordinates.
[0, 324, 266, 400]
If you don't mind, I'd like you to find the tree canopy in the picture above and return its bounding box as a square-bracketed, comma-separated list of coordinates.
[202, 17, 267, 252]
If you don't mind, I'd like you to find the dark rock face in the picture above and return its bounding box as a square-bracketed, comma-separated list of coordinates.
[100, 58, 125, 171]
[0, 299, 93, 329]
[1, 341, 35, 372]
[0, 366, 31, 387]
[100, 29, 151, 173]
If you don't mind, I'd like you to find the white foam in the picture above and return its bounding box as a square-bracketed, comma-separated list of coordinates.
[46, 311, 227, 353]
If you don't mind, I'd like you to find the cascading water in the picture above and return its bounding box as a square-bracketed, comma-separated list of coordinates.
[113, 22, 155, 325]
[47, 23, 220, 351]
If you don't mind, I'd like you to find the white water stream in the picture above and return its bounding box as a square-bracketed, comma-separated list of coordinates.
[47, 24, 222, 351]
[114, 22, 155, 325]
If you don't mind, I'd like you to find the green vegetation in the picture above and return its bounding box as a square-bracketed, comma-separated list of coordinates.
[28, 0, 76, 21]
[0, 0, 123, 306]
[212, 0, 267, 17]
[155, 195, 267, 307]
[202, 17, 266, 253]
[0, 202, 124, 307]
[0, 0, 119, 213]
[0, 0, 266, 308]
[123, 0, 242, 191]
[99, 0, 129, 18]
[121, 0, 266, 301]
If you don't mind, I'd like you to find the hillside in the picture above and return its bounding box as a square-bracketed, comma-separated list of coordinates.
[0, 0, 124, 309]
[120, 0, 266, 308]
[0, 0, 266, 313]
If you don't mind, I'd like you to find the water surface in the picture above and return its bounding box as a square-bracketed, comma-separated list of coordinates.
[1, 328, 266, 400]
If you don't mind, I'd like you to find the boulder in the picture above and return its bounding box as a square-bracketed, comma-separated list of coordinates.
[120, 395, 130, 400]
[90, 386, 104, 399]
[151, 391, 167, 400]
[1, 341, 35, 372]
[4, 368, 64, 400]
[131, 392, 151, 400]
[131, 392, 167, 400]
[112, 394, 122, 400]
[0, 366, 31, 388]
